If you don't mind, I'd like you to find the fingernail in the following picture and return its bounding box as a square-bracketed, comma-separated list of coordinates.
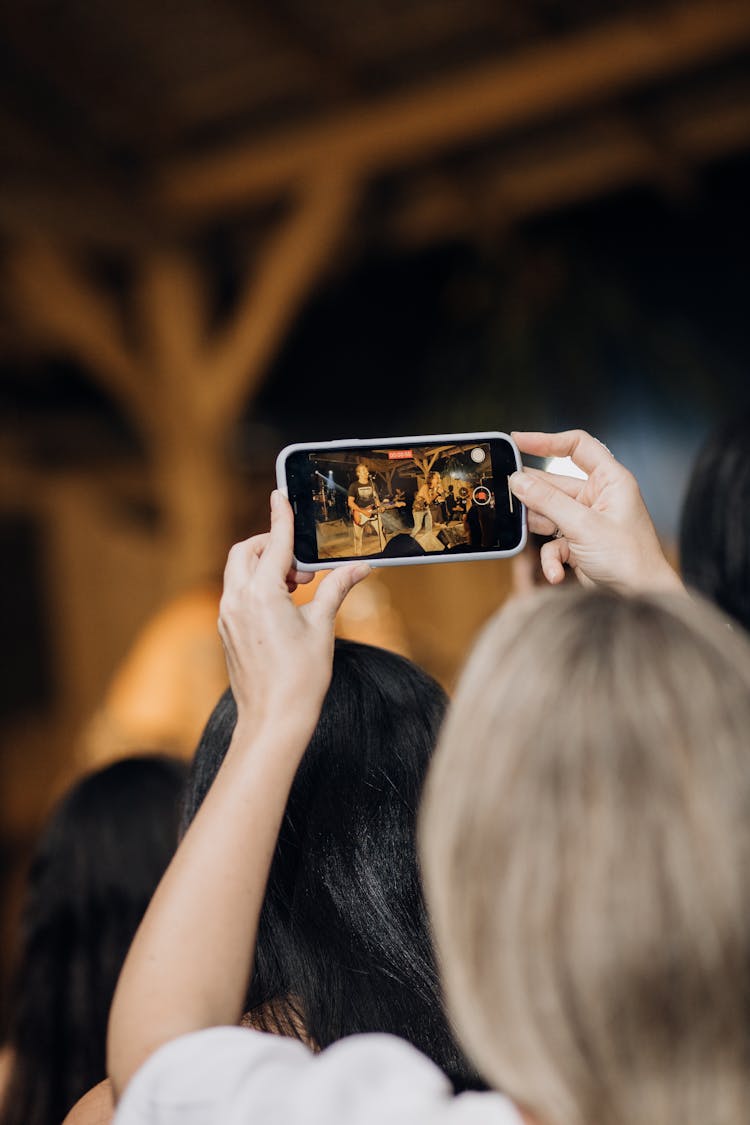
[509, 471, 528, 496]
[353, 563, 372, 581]
[270, 489, 280, 511]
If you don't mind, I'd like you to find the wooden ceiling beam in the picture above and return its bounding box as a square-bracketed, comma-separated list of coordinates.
[157, 0, 750, 217]
[205, 173, 356, 425]
[237, 0, 357, 101]
[668, 90, 750, 157]
[386, 89, 750, 246]
[0, 186, 156, 249]
[3, 242, 151, 426]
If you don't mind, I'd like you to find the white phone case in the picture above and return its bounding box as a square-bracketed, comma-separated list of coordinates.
[276, 431, 527, 570]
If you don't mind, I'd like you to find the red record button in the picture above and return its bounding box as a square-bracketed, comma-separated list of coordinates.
[472, 486, 491, 505]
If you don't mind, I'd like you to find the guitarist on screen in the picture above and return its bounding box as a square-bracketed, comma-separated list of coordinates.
[347, 463, 383, 556]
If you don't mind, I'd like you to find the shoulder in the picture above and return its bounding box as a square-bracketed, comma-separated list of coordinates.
[114, 1027, 520, 1125]
[63, 1079, 115, 1125]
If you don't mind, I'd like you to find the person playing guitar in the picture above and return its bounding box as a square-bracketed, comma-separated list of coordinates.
[348, 464, 383, 555]
[412, 471, 446, 539]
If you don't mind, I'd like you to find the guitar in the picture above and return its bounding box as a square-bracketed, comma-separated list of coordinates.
[351, 500, 406, 526]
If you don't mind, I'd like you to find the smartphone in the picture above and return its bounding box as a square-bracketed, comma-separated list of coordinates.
[277, 432, 526, 569]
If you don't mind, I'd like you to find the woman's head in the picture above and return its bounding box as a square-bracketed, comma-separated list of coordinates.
[3, 755, 187, 1125]
[183, 639, 479, 1089]
[421, 589, 750, 1125]
[680, 410, 750, 633]
[429, 472, 442, 488]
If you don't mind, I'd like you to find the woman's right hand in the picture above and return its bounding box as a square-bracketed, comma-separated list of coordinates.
[509, 429, 684, 594]
[109, 494, 370, 1099]
[219, 491, 370, 743]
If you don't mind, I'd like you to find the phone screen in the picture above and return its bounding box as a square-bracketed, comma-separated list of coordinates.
[282, 435, 524, 566]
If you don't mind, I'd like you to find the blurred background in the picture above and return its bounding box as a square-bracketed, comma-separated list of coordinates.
[0, 0, 748, 1019]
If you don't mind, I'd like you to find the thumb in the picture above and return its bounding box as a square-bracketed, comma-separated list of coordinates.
[308, 563, 371, 626]
[256, 491, 295, 583]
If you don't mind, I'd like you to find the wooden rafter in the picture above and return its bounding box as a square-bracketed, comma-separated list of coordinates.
[3, 242, 151, 427]
[205, 174, 356, 425]
[238, 0, 356, 100]
[135, 250, 207, 394]
[0, 173, 356, 588]
[387, 88, 750, 245]
[3, 170, 355, 433]
[157, 0, 750, 216]
[670, 87, 750, 157]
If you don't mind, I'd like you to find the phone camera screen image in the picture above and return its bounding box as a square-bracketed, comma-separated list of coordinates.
[282, 436, 524, 567]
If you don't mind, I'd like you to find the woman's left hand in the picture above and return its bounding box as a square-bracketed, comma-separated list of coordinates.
[219, 490, 371, 739]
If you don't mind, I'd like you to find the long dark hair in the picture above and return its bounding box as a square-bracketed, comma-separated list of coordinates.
[182, 639, 481, 1090]
[680, 410, 750, 633]
[1, 755, 187, 1125]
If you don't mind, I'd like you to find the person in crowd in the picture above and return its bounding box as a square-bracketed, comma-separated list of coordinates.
[182, 642, 479, 1084]
[381, 531, 427, 558]
[105, 430, 743, 1125]
[445, 483, 457, 519]
[465, 495, 482, 548]
[427, 471, 447, 526]
[454, 486, 470, 517]
[0, 756, 187, 1125]
[65, 640, 478, 1123]
[679, 408, 750, 632]
[421, 584, 750, 1125]
[412, 471, 440, 537]
[412, 471, 448, 550]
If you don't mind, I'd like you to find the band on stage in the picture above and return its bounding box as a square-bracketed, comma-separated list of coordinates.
[313, 462, 495, 557]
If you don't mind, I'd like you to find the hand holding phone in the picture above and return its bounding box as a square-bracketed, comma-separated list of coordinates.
[277, 432, 527, 569]
[510, 429, 684, 593]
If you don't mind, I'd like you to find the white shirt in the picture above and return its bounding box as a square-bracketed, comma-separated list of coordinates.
[114, 1027, 523, 1125]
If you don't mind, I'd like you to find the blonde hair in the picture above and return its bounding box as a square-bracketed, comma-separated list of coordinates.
[421, 589, 750, 1125]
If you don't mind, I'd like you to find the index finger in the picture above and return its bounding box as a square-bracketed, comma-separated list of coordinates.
[509, 470, 587, 541]
[512, 429, 617, 477]
[523, 466, 586, 498]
